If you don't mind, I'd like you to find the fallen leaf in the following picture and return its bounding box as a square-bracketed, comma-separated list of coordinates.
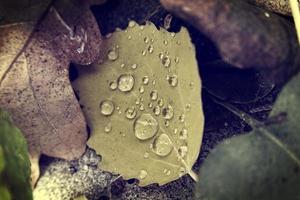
[73, 21, 204, 186]
[195, 72, 300, 199]
[0, 1, 101, 164]
[160, 0, 299, 85]
[0, 109, 32, 200]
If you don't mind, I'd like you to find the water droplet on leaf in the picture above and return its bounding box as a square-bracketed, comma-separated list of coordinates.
[162, 105, 174, 119]
[162, 56, 171, 67]
[109, 81, 118, 90]
[139, 169, 148, 179]
[108, 50, 118, 61]
[153, 106, 161, 116]
[125, 107, 137, 119]
[152, 134, 173, 157]
[142, 76, 149, 85]
[117, 74, 135, 92]
[104, 123, 112, 133]
[100, 100, 115, 116]
[179, 128, 188, 140]
[134, 113, 159, 140]
[168, 75, 178, 87]
[150, 90, 158, 100]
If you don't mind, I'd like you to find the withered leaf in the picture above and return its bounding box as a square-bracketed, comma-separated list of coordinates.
[0, 1, 102, 164]
[73, 21, 204, 186]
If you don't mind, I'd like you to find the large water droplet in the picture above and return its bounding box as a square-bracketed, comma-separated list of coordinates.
[139, 169, 148, 179]
[162, 56, 171, 67]
[152, 134, 173, 157]
[134, 113, 158, 140]
[117, 74, 135, 92]
[142, 76, 149, 85]
[150, 90, 158, 101]
[158, 52, 164, 60]
[100, 100, 115, 116]
[168, 75, 178, 87]
[125, 107, 137, 119]
[162, 105, 174, 119]
[107, 50, 118, 61]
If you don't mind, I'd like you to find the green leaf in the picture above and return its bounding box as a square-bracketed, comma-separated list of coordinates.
[195, 73, 300, 200]
[0, 109, 32, 200]
[73, 21, 204, 186]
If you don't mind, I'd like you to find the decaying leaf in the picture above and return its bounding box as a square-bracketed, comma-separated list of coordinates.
[0, 109, 32, 200]
[160, 0, 299, 85]
[0, 0, 101, 172]
[73, 21, 204, 186]
[195, 72, 300, 200]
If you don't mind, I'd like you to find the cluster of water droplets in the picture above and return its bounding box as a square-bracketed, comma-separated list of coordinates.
[98, 21, 196, 179]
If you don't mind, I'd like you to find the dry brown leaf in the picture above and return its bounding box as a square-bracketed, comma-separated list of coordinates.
[0, 1, 102, 176]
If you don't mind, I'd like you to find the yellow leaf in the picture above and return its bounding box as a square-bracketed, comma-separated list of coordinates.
[73, 21, 204, 186]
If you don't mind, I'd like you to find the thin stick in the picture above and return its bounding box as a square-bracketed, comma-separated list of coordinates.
[290, 0, 300, 44]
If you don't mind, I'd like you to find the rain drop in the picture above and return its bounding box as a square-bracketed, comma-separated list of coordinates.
[152, 134, 173, 157]
[134, 113, 158, 140]
[139, 170, 148, 179]
[128, 35, 132, 40]
[131, 64, 137, 69]
[109, 81, 118, 90]
[139, 86, 145, 94]
[125, 107, 137, 119]
[150, 90, 158, 101]
[107, 50, 118, 61]
[144, 36, 150, 44]
[139, 104, 145, 111]
[144, 152, 149, 159]
[162, 105, 174, 119]
[142, 76, 149, 85]
[121, 63, 125, 68]
[158, 98, 164, 107]
[148, 45, 154, 53]
[148, 102, 153, 108]
[128, 21, 136, 28]
[179, 128, 188, 140]
[142, 50, 146, 56]
[158, 52, 164, 60]
[165, 120, 170, 127]
[185, 104, 191, 112]
[168, 75, 178, 87]
[171, 32, 176, 37]
[163, 40, 168, 46]
[175, 57, 179, 63]
[179, 114, 185, 123]
[162, 56, 171, 67]
[104, 123, 112, 133]
[178, 146, 188, 158]
[153, 106, 161, 116]
[117, 74, 135, 92]
[99, 100, 115, 116]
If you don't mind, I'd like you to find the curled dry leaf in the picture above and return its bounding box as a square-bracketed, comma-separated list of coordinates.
[0, 0, 101, 169]
[73, 21, 204, 186]
[160, 0, 299, 84]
